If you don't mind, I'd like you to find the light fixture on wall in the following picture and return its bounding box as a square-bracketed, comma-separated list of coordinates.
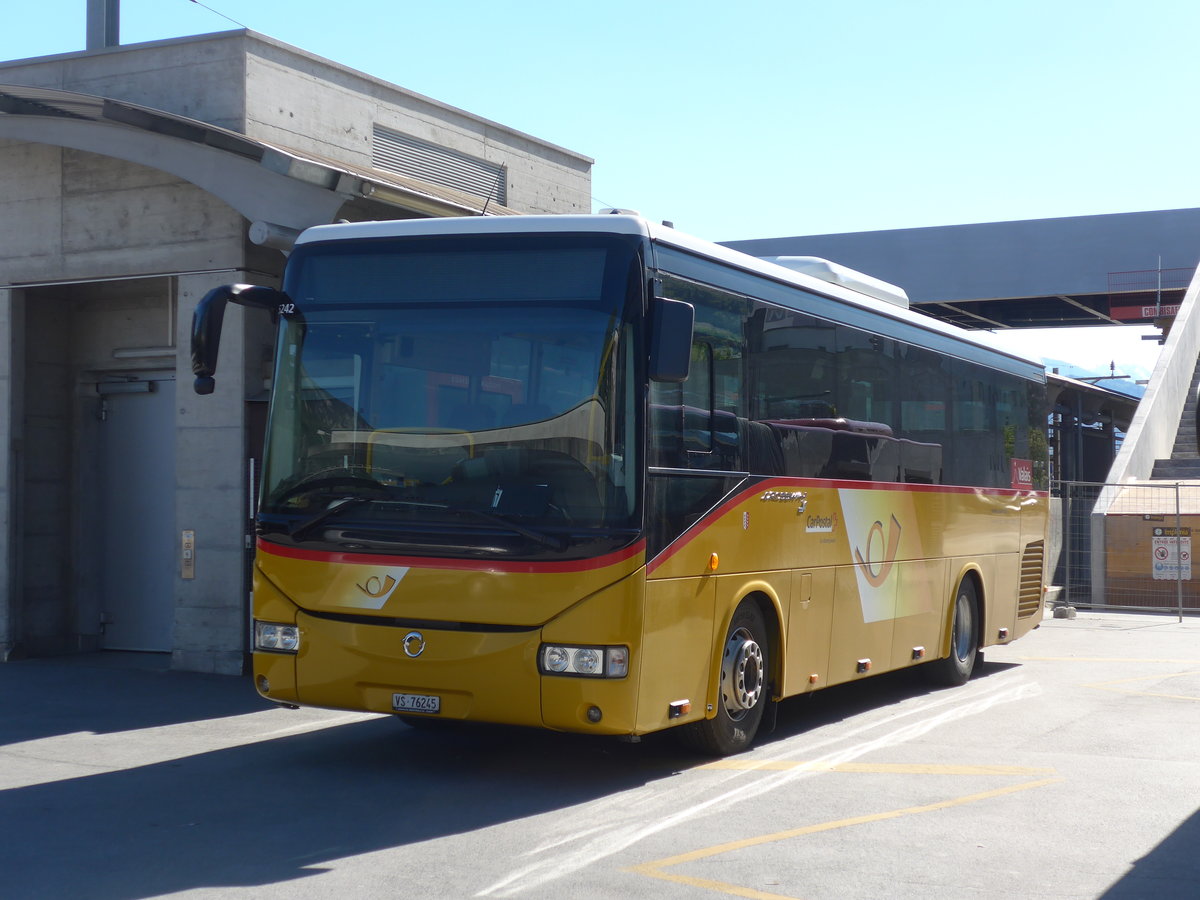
[95, 381, 155, 394]
[112, 347, 175, 359]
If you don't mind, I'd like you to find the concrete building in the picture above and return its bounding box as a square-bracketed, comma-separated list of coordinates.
[0, 30, 592, 673]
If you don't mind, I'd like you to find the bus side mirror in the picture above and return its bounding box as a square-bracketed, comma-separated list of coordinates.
[649, 297, 694, 383]
[192, 284, 283, 394]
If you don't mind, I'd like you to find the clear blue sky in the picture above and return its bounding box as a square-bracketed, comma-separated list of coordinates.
[2, 0, 1194, 376]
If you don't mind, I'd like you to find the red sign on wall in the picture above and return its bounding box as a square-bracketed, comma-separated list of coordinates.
[1011, 458, 1034, 489]
[1110, 303, 1181, 321]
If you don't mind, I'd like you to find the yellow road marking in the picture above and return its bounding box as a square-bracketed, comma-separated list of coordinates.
[1083, 669, 1200, 702]
[628, 777, 1063, 899]
[699, 760, 1055, 775]
[1018, 656, 1200, 663]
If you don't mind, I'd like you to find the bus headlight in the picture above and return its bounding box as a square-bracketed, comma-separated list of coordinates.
[539, 644, 628, 678]
[255, 620, 300, 653]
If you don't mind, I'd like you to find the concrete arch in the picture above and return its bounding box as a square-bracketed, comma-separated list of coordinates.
[0, 84, 511, 239]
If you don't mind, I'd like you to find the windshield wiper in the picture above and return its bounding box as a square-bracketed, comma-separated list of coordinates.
[448, 505, 568, 551]
[381, 499, 567, 551]
[289, 496, 375, 542]
[286, 497, 567, 551]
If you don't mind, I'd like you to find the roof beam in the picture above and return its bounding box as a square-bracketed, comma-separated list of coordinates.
[919, 302, 1009, 328]
[1055, 294, 1121, 325]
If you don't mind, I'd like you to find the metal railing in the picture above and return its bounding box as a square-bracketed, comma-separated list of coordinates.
[1054, 480, 1194, 620]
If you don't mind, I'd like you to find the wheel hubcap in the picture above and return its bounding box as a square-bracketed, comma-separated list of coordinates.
[721, 628, 764, 716]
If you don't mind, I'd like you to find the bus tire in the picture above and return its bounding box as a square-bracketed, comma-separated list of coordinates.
[679, 600, 769, 756]
[927, 577, 980, 687]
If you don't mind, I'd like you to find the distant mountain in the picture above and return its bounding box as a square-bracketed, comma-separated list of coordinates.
[1042, 357, 1146, 398]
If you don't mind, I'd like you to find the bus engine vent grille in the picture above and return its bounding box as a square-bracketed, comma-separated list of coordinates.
[1017, 540, 1045, 619]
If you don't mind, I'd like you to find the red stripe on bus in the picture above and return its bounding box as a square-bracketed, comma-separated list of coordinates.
[258, 537, 646, 574]
[646, 476, 1047, 573]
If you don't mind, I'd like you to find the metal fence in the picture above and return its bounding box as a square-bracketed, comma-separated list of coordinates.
[1054, 480, 1198, 620]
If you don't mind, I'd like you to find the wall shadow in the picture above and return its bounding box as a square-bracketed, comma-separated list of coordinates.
[2, 712, 694, 899]
[0, 658, 266, 744]
[1101, 806, 1200, 898]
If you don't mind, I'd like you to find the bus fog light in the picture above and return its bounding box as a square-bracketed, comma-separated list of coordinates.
[539, 643, 629, 678]
[255, 620, 300, 653]
[586, 706, 603, 723]
[256, 675, 270, 693]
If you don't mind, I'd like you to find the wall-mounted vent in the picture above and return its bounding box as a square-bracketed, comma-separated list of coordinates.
[372, 125, 506, 206]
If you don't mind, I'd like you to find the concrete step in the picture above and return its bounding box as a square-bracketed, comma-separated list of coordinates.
[1152, 458, 1200, 479]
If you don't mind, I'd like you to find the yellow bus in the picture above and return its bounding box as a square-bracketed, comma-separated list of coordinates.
[192, 214, 1048, 755]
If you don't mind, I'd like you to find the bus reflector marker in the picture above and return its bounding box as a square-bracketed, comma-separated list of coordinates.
[669, 700, 691, 718]
[912, 646, 926, 660]
[856, 659, 872, 674]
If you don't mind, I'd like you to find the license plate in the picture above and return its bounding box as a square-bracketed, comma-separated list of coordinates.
[392, 692, 441, 714]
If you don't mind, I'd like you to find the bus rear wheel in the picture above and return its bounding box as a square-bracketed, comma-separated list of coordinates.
[679, 601, 769, 756]
[927, 578, 980, 687]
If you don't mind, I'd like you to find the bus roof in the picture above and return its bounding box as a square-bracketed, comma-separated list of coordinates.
[294, 215, 1044, 381]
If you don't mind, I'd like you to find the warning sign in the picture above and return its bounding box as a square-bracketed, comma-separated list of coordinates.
[1151, 528, 1192, 580]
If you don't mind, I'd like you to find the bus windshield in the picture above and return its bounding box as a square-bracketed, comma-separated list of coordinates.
[259, 233, 644, 559]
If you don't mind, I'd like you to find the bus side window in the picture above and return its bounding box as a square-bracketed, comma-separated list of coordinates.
[650, 341, 716, 469]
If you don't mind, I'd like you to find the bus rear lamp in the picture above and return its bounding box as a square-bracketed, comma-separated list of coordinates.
[539, 644, 629, 678]
[255, 621, 300, 653]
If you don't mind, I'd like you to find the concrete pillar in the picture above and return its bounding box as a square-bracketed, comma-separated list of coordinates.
[172, 274, 251, 675]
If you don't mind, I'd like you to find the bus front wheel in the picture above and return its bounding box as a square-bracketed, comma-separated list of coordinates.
[927, 578, 980, 687]
[679, 600, 769, 756]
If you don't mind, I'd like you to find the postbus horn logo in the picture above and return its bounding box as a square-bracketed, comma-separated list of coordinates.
[854, 514, 903, 588]
[358, 575, 398, 600]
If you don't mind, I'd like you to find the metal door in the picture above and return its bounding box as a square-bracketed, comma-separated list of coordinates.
[97, 379, 177, 651]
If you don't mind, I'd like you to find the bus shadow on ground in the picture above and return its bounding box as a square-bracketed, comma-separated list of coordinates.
[763, 657, 1022, 744]
[0, 657, 1022, 899]
[2, 711, 693, 900]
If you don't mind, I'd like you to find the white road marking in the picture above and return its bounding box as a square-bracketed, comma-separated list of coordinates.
[476, 673, 1041, 897]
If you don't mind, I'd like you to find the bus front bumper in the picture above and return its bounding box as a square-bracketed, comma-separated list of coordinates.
[253, 611, 640, 736]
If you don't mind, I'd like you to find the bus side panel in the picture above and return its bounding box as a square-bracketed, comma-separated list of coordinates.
[890, 558, 950, 669]
[636, 574, 716, 734]
[828, 565, 895, 685]
[783, 568, 834, 695]
[986, 551, 1019, 648]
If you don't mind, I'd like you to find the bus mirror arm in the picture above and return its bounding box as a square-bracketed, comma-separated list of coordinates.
[191, 284, 284, 394]
[649, 297, 694, 383]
